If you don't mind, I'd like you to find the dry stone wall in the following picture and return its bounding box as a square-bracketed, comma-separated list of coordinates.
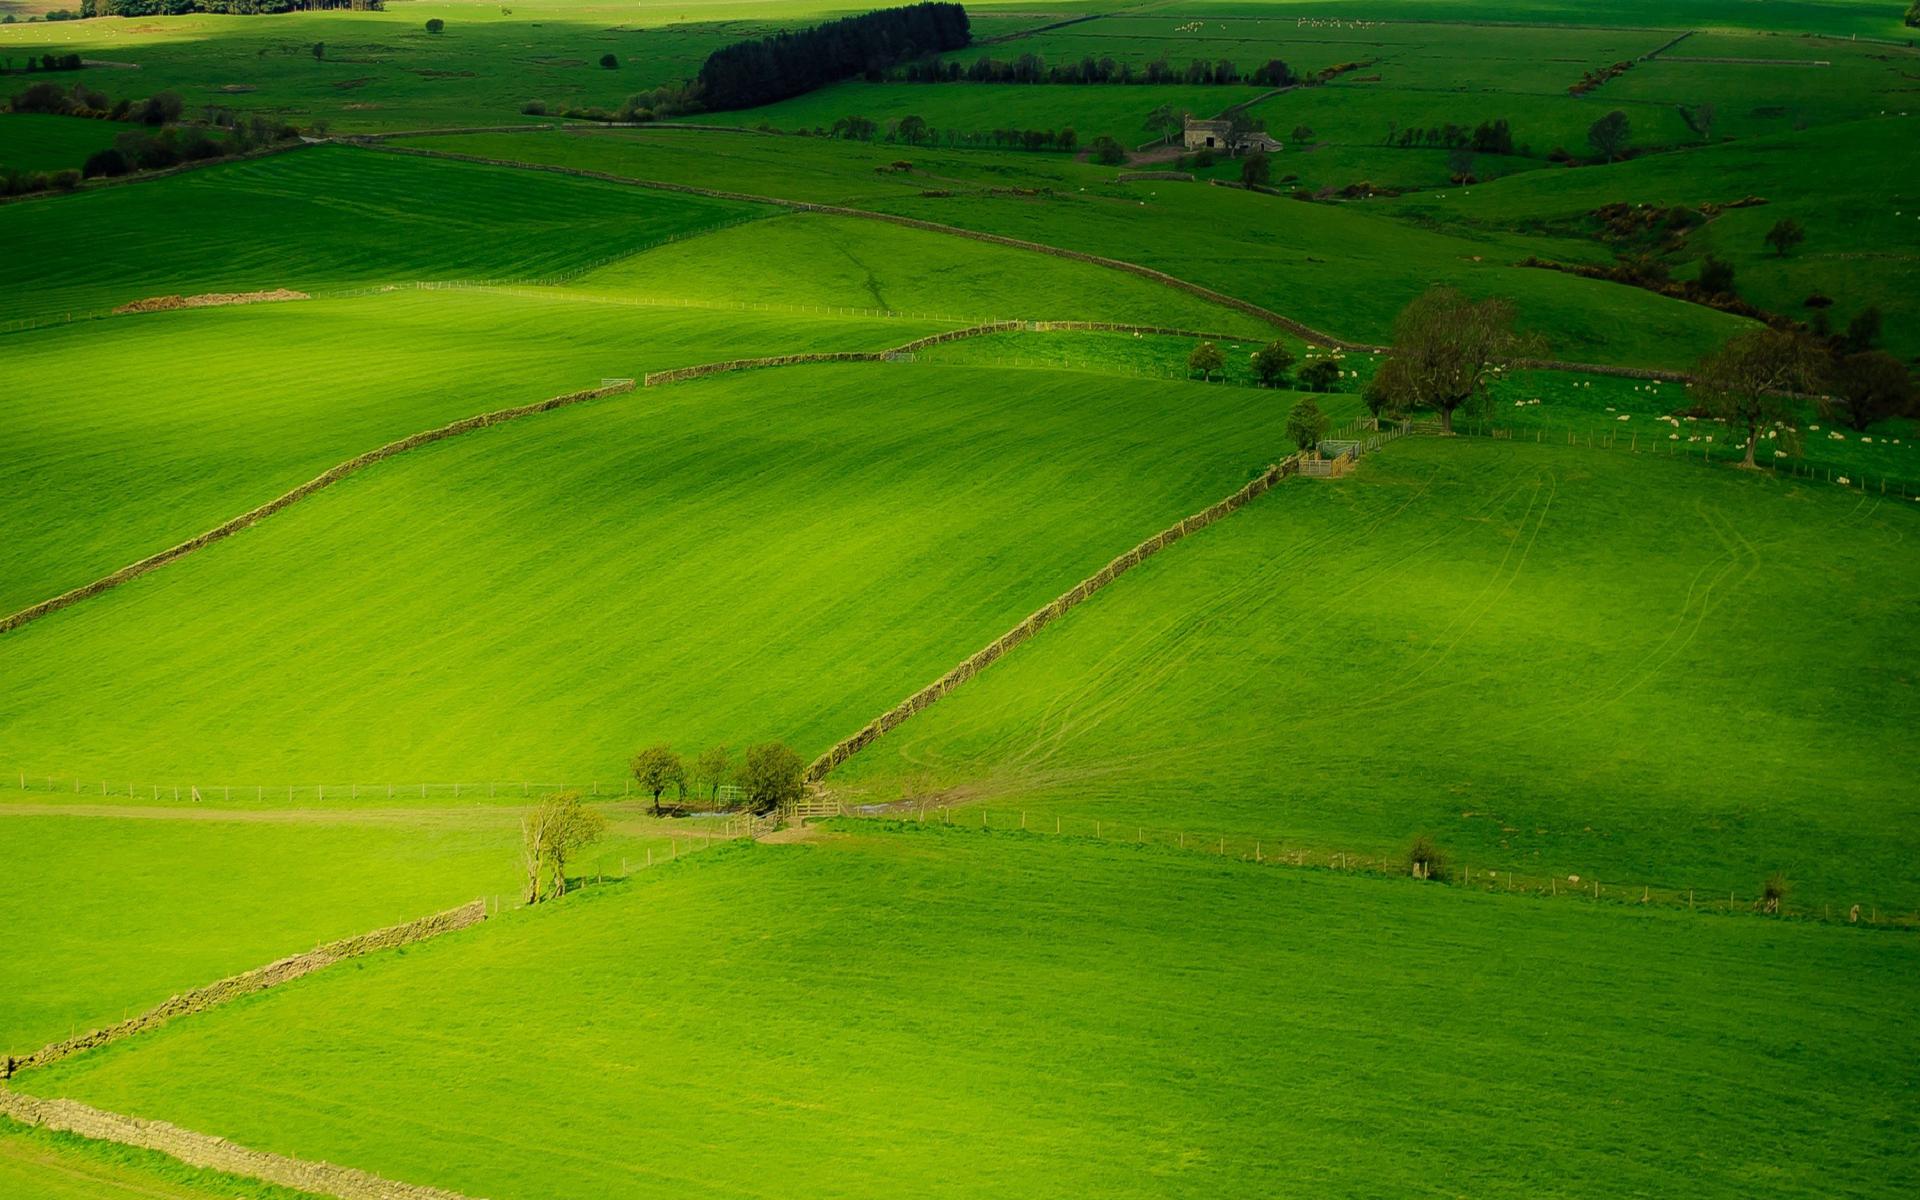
[4, 900, 484, 1079]
[0, 384, 633, 637]
[0, 1091, 482, 1200]
[806, 458, 1300, 781]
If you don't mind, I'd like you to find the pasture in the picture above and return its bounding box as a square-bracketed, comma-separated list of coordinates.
[835, 438, 1920, 911]
[1, 2, 1915, 1195]
[15, 827, 1918, 1199]
[0, 362, 1299, 782]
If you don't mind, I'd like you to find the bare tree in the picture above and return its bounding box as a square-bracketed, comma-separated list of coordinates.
[631, 744, 686, 815]
[1371, 286, 1540, 433]
[521, 792, 607, 903]
[1694, 328, 1825, 468]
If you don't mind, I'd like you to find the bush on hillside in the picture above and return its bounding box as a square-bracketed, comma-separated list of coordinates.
[1407, 835, 1447, 881]
[425, 17, 444, 33]
[521, 99, 547, 115]
[600, 53, 619, 69]
[1298, 359, 1341, 393]
[738, 743, 805, 815]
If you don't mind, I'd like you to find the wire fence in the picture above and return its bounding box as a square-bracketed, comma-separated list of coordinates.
[844, 803, 1920, 931]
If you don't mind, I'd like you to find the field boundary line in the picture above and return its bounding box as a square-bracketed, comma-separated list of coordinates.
[0, 1090, 483, 1200]
[808, 457, 1302, 781]
[642, 319, 1252, 386]
[3, 899, 485, 1078]
[359, 141, 1741, 382]
[0, 381, 634, 638]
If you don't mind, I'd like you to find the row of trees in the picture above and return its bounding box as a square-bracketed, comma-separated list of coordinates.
[898, 54, 1296, 87]
[695, 2, 970, 111]
[1385, 118, 1515, 155]
[824, 112, 1083, 153]
[630, 743, 806, 816]
[1, 52, 83, 73]
[59, 0, 380, 14]
[11, 80, 185, 124]
[1187, 339, 1341, 393]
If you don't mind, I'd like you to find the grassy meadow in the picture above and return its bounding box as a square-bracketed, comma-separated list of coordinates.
[0, 363, 1300, 782]
[836, 438, 1920, 912]
[15, 827, 1918, 1199]
[0, 145, 759, 322]
[1, 2, 1915, 1195]
[1, 289, 949, 614]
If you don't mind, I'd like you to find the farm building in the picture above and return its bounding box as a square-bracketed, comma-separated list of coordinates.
[1183, 116, 1281, 155]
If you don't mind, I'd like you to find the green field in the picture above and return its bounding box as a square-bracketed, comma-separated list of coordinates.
[0, 113, 121, 173]
[2, 3, 1915, 1196]
[837, 437, 1920, 910]
[1, 289, 947, 614]
[15, 827, 1918, 1198]
[0, 363, 1298, 781]
[0, 146, 759, 323]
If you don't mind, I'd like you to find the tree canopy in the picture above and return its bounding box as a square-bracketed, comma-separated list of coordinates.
[520, 793, 606, 904]
[696, 3, 970, 111]
[1693, 328, 1825, 468]
[1369, 287, 1539, 433]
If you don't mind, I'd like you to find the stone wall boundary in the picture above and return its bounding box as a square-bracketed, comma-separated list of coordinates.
[4, 899, 486, 1079]
[0, 1091, 482, 1200]
[805, 458, 1301, 781]
[0, 383, 634, 638]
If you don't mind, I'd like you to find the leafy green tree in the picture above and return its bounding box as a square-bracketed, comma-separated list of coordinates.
[1586, 109, 1630, 162]
[1694, 327, 1825, 467]
[895, 114, 928, 144]
[1298, 359, 1340, 392]
[600, 53, 619, 69]
[1290, 124, 1313, 143]
[1842, 305, 1882, 353]
[630, 744, 686, 815]
[1371, 286, 1540, 433]
[1188, 340, 1226, 381]
[311, 42, 324, 61]
[1824, 350, 1913, 431]
[693, 745, 731, 804]
[1362, 371, 1399, 426]
[1250, 340, 1294, 387]
[1143, 103, 1182, 145]
[520, 792, 606, 903]
[1089, 134, 1126, 165]
[1286, 398, 1328, 457]
[1695, 254, 1736, 296]
[1239, 151, 1271, 186]
[425, 17, 444, 33]
[1763, 217, 1805, 257]
[1907, 1, 1919, 28]
[739, 743, 805, 815]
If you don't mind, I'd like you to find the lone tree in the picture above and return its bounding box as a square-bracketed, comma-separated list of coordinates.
[1239, 150, 1271, 186]
[521, 792, 606, 903]
[630, 744, 686, 815]
[1189, 340, 1226, 381]
[311, 42, 324, 61]
[739, 742, 805, 815]
[1696, 254, 1737, 297]
[600, 53, 620, 69]
[1824, 350, 1913, 431]
[1143, 103, 1183, 145]
[1763, 217, 1805, 257]
[1286, 398, 1328, 457]
[693, 744, 731, 804]
[1250, 340, 1294, 387]
[1290, 123, 1313, 143]
[1298, 358, 1340, 393]
[1761, 872, 1791, 915]
[1693, 327, 1825, 468]
[1361, 371, 1400, 427]
[425, 17, 444, 33]
[895, 114, 928, 145]
[1370, 286, 1540, 433]
[1586, 109, 1630, 162]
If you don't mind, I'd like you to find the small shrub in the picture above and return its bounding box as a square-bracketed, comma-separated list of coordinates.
[521, 99, 547, 116]
[1298, 359, 1341, 392]
[1407, 836, 1447, 881]
[82, 147, 131, 178]
[425, 18, 445, 33]
[600, 53, 619, 69]
[1762, 872, 1790, 914]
